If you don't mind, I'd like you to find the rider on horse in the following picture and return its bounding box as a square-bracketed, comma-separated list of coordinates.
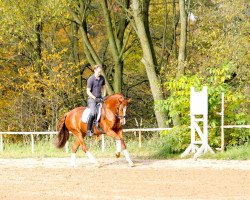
[86, 64, 106, 136]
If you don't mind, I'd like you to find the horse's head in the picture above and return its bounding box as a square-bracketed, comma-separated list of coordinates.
[116, 97, 131, 125]
[105, 94, 131, 125]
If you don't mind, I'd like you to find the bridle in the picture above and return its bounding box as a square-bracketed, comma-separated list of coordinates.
[100, 98, 126, 119]
[115, 102, 126, 119]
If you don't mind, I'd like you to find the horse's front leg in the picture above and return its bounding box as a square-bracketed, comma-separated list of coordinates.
[117, 129, 134, 167]
[71, 130, 100, 167]
[107, 129, 134, 167]
[115, 129, 125, 158]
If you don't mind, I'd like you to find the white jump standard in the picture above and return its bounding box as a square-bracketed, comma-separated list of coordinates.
[181, 86, 214, 158]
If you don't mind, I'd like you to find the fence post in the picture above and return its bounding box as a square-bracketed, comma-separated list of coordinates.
[0, 133, 3, 151]
[139, 130, 142, 148]
[221, 92, 225, 152]
[31, 134, 34, 153]
[65, 141, 69, 153]
[102, 134, 105, 152]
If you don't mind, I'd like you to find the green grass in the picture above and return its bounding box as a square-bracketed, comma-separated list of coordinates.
[0, 140, 69, 158]
[0, 135, 178, 159]
[0, 135, 249, 160]
[201, 144, 250, 160]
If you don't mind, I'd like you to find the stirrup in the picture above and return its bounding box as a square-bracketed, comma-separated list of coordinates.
[86, 130, 94, 137]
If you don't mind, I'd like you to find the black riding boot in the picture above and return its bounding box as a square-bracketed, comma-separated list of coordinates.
[87, 114, 95, 136]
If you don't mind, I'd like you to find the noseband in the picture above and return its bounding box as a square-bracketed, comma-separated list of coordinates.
[101, 98, 126, 119]
[115, 102, 126, 119]
[115, 114, 126, 119]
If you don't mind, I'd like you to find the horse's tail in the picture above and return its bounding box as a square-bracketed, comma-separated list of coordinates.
[56, 114, 69, 148]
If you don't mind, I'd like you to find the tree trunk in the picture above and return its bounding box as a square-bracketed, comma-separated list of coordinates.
[131, 0, 168, 128]
[177, 0, 187, 76]
[116, 0, 129, 52]
[70, 21, 80, 65]
[35, 21, 48, 130]
[172, 0, 178, 59]
[171, 0, 188, 126]
[100, 0, 124, 93]
[70, 6, 114, 95]
[35, 22, 42, 77]
[142, 0, 158, 72]
[70, 21, 80, 93]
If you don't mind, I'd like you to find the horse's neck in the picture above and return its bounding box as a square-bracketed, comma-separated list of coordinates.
[104, 94, 123, 113]
[104, 104, 116, 115]
[103, 97, 119, 115]
[105, 101, 118, 113]
[102, 103, 116, 122]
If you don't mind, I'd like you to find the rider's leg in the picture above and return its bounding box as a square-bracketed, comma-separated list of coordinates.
[87, 98, 96, 136]
[87, 114, 95, 136]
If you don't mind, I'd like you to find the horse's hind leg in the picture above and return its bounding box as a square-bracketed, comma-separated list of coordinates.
[77, 132, 99, 166]
[71, 129, 99, 166]
[71, 139, 80, 167]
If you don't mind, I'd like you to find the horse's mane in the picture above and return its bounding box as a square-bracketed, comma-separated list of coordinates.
[104, 94, 124, 112]
[105, 93, 124, 102]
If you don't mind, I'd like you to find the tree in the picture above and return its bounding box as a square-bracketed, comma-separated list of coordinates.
[69, 0, 132, 94]
[100, 0, 127, 93]
[177, 0, 187, 77]
[131, 0, 168, 128]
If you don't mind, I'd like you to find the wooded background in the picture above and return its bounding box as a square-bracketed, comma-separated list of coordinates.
[0, 0, 249, 149]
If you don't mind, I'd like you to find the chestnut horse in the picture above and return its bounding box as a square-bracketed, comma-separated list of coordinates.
[56, 94, 134, 167]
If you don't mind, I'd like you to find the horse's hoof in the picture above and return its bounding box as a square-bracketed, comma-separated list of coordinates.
[95, 162, 102, 168]
[116, 152, 120, 158]
[70, 162, 76, 168]
[129, 161, 135, 167]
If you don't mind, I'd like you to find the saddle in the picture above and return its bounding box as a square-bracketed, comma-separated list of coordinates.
[81, 103, 102, 123]
[81, 103, 104, 133]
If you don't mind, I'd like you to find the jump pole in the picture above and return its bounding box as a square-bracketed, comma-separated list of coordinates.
[139, 130, 142, 148]
[0, 133, 3, 151]
[181, 86, 214, 158]
[31, 134, 34, 153]
[221, 92, 225, 152]
[101, 134, 105, 152]
[65, 141, 69, 153]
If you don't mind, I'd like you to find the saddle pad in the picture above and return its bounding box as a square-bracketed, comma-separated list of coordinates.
[82, 108, 91, 123]
[96, 103, 102, 122]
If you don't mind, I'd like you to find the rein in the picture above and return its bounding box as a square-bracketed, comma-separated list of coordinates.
[115, 114, 126, 119]
[102, 98, 126, 119]
[115, 102, 126, 119]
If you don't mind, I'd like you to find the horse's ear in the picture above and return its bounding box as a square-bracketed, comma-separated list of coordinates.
[127, 98, 132, 103]
[118, 96, 124, 102]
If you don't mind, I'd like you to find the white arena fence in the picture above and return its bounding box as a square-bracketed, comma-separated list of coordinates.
[0, 92, 249, 154]
[0, 128, 173, 153]
[0, 125, 249, 154]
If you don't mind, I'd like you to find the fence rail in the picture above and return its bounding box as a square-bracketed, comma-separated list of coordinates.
[223, 125, 250, 128]
[0, 131, 59, 153]
[0, 125, 249, 153]
[0, 128, 173, 153]
[0, 131, 58, 135]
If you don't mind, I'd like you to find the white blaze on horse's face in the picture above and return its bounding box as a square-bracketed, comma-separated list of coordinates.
[122, 106, 127, 125]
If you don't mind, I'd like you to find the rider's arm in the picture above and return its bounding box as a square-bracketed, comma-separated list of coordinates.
[102, 85, 106, 97]
[87, 88, 96, 100]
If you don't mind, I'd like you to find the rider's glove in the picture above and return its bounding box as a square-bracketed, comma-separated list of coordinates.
[95, 97, 102, 103]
